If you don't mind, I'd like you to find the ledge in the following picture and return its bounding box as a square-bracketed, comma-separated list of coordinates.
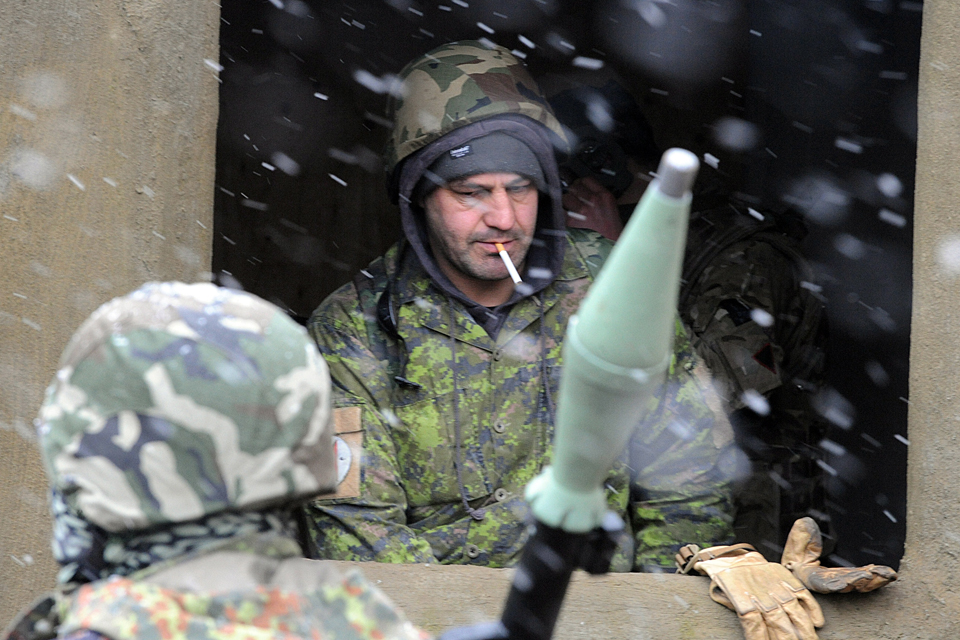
[332, 561, 917, 638]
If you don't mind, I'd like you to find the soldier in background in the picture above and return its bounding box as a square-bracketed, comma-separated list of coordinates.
[550, 81, 830, 560]
[3, 282, 428, 640]
[303, 41, 738, 572]
[680, 203, 829, 559]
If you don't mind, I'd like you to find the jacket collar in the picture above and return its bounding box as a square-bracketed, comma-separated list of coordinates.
[387, 233, 590, 351]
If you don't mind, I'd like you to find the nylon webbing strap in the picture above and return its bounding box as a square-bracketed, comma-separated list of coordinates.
[675, 542, 758, 574]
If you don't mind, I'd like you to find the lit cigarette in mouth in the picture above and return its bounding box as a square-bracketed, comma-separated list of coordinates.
[495, 242, 523, 284]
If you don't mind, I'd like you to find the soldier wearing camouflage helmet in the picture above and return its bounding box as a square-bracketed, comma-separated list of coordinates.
[303, 41, 739, 572]
[3, 282, 428, 640]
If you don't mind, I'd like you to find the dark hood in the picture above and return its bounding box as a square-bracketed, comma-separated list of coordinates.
[396, 114, 568, 337]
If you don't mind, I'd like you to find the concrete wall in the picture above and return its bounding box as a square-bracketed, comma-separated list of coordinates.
[0, 1, 220, 625]
[901, 0, 960, 626]
[3, 0, 960, 637]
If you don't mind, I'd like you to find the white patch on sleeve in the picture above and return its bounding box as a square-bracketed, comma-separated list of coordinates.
[334, 436, 352, 484]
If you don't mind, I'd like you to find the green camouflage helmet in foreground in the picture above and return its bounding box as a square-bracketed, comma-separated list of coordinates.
[384, 40, 569, 187]
[37, 281, 337, 533]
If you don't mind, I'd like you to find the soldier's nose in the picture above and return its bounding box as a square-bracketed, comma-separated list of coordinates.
[484, 189, 515, 230]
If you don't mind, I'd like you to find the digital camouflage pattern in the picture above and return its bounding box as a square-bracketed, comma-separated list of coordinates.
[384, 41, 568, 180]
[37, 281, 337, 533]
[305, 229, 737, 571]
[629, 340, 745, 571]
[679, 206, 828, 559]
[4, 533, 429, 640]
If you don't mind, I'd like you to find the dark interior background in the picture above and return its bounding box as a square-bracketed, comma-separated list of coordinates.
[214, 0, 921, 569]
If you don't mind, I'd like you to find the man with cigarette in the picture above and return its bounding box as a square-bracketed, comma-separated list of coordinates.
[303, 41, 738, 571]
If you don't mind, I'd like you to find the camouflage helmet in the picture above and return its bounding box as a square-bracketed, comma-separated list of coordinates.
[384, 40, 568, 197]
[37, 282, 337, 533]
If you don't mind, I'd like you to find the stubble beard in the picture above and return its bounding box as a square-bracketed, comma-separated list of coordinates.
[433, 230, 532, 283]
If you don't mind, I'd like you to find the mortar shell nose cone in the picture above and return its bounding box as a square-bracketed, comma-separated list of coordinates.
[657, 148, 700, 198]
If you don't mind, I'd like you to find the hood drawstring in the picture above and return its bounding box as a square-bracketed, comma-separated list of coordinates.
[539, 290, 555, 419]
[450, 300, 486, 521]
[537, 290, 555, 471]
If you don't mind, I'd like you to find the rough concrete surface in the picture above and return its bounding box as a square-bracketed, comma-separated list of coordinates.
[0, 0, 219, 624]
[900, 0, 960, 634]
[337, 561, 905, 639]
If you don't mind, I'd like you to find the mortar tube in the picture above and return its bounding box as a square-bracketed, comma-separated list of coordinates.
[528, 148, 700, 533]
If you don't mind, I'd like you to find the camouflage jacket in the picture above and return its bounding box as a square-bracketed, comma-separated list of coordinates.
[304, 229, 736, 571]
[3, 533, 429, 640]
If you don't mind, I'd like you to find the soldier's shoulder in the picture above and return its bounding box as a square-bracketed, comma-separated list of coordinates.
[566, 228, 614, 277]
[567, 227, 613, 251]
[689, 205, 806, 257]
[307, 284, 363, 342]
[309, 254, 393, 330]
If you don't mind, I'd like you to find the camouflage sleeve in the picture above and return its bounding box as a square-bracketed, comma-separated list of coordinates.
[628, 320, 738, 572]
[302, 294, 436, 564]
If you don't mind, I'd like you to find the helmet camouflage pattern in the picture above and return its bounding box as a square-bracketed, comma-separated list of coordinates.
[37, 282, 337, 533]
[384, 40, 568, 182]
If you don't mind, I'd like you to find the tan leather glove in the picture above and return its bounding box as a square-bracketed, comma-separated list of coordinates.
[781, 517, 898, 594]
[677, 543, 824, 640]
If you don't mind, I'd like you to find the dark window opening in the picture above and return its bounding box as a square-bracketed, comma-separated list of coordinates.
[214, 0, 920, 569]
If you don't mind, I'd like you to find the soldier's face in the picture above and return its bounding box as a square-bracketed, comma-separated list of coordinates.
[423, 172, 538, 285]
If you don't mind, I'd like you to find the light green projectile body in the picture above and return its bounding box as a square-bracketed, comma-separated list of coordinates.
[527, 149, 700, 532]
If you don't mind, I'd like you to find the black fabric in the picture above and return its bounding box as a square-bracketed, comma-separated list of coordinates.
[548, 81, 661, 165]
[421, 131, 545, 199]
[718, 298, 754, 326]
